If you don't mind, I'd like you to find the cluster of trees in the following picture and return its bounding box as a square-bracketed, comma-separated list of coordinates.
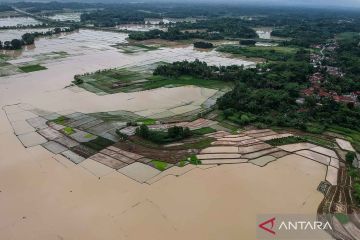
[129, 28, 223, 41]
[81, 8, 160, 27]
[153, 59, 249, 81]
[193, 41, 213, 49]
[128, 19, 258, 42]
[337, 35, 360, 74]
[318, 35, 360, 95]
[0, 23, 48, 30]
[271, 17, 360, 47]
[217, 61, 360, 131]
[218, 45, 291, 61]
[0, 5, 13, 12]
[0, 26, 78, 50]
[12, 2, 99, 13]
[176, 18, 258, 39]
[135, 125, 191, 144]
[240, 40, 256, 46]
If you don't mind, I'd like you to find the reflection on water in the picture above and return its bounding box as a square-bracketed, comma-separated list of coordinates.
[0, 17, 41, 27]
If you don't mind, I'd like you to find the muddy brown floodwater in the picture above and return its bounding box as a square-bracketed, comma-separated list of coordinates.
[0, 29, 332, 239]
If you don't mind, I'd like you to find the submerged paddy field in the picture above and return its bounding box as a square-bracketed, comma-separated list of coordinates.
[73, 67, 234, 94]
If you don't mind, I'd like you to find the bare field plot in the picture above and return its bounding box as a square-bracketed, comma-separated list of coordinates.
[118, 162, 161, 183]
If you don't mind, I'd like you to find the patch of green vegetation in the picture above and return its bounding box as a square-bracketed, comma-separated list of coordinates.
[346, 151, 356, 165]
[178, 160, 187, 167]
[82, 137, 114, 151]
[327, 126, 360, 152]
[266, 136, 306, 146]
[191, 127, 216, 135]
[114, 43, 160, 53]
[136, 125, 191, 144]
[217, 45, 298, 61]
[73, 66, 233, 95]
[73, 68, 148, 94]
[52, 116, 68, 125]
[144, 75, 233, 90]
[266, 134, 335, 148]
[151, 160, 168, 171]
[217, 121, 239, 133]
[301, 135, 335, 148]
[346, 152, 360, 206]
[336, 32, 360, 41]
[84, 133, 94, 139]
[0, 54, 10, 61]
[63, 127, 75, 135]
[335, 213, 350, 224]
[182, 138, 213, 149]
[19, 64, 47, 73]
[305, 123, 326, 134]
[89, 110, 142, 122]
[187, 155, 201, 165]
[137, 118, 156, 125]
[134, 44, 160, 51]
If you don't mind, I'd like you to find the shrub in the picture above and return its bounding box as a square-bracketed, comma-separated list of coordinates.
[240, 40, 256, 45]
[346, 152, 356, 165]
[193, 41, 214, 49]
[115, 129, 128, 141]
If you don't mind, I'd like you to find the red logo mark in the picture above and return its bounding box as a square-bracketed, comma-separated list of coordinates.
[259, 217, 276, 235]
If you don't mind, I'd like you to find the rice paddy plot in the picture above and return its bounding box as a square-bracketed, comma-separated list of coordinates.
[61, 150, 85, 164]
[19, 64, 47, 73]
[73, 67, 231, 95]
[18, 132, 47, 148]
[42, 141, 68, 154]
[74, 68, 150, 94]
[118, 162, 161, 183]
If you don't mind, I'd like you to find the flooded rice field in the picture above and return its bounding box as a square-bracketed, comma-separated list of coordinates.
[2, 29, 128, 58]
[0, 28, 54, 40]
[1, 29, 255, 66]
[47, 12, 81, 22]
[0, 16, 41, 27]
[145, 17, 197, 25]
[116, 24, 167, 32]
[254, 27, 273, 39]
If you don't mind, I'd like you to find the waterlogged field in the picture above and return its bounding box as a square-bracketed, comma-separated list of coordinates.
[0, 16, 41, 27]
[254, 27, 272, 39]
[48, 12, 81, 22]
[0, 28, 55, 40]
[116, 24, 167, 32]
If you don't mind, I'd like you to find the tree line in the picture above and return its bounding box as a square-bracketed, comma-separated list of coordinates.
[0, 26, 78, 50]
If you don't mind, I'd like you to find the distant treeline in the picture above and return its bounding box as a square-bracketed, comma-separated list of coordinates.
[271, 17, 360, 47]
[0, 23, 49, 30]
[0, 5, 13, 12]
[11, 2, 102, 13]
[81, 8, 160, 27]
[175, 18, 258, 39]
[129, 28, 223, 41]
